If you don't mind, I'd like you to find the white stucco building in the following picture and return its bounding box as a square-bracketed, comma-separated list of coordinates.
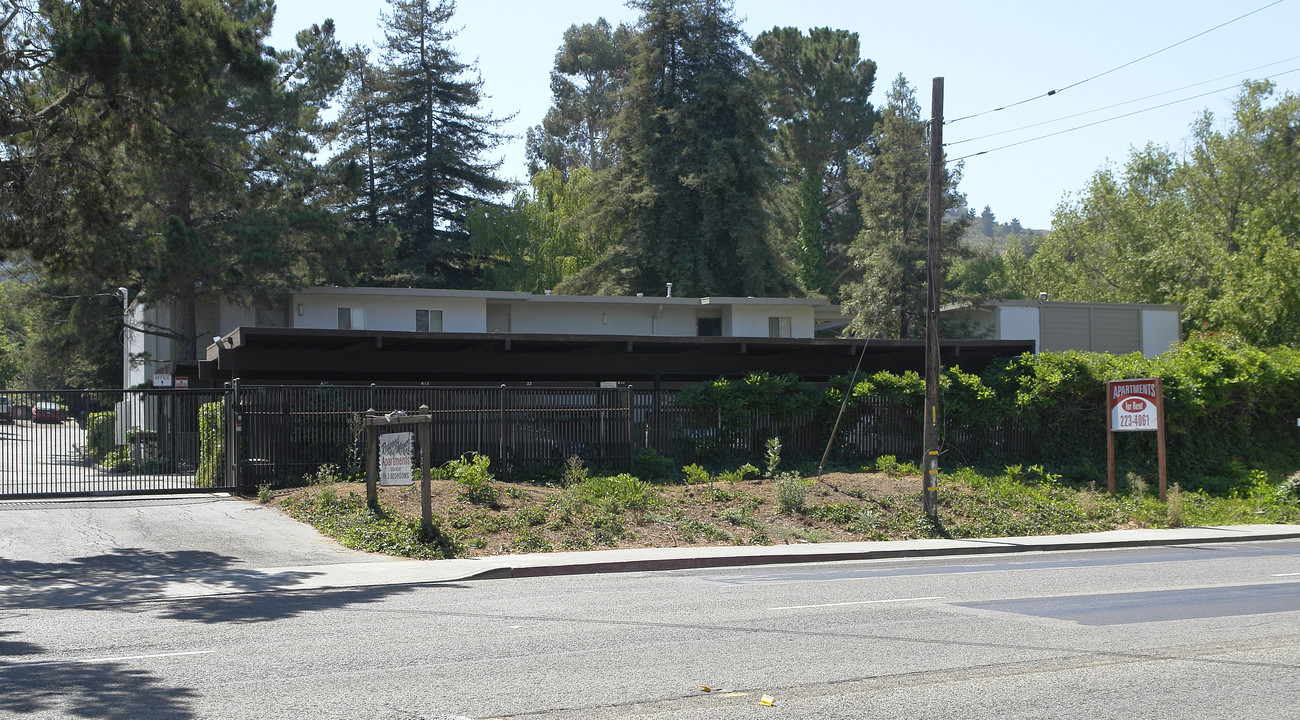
[126, 288, 833, 387]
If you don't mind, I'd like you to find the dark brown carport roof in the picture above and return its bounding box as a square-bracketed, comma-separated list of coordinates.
[200, 327, 1033, 385]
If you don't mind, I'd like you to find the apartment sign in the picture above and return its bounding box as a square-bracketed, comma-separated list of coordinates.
[1108, 378, 1161, 432]
[378, 431, 414, 486]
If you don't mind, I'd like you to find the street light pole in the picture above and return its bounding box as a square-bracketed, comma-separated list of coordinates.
[118, 287, 130, 390]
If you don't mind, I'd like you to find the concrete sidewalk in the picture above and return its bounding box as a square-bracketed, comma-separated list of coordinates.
[2, 491, 1297, 609]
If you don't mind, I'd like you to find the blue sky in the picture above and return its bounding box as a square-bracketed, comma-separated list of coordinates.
[268, 0, 1300, 230]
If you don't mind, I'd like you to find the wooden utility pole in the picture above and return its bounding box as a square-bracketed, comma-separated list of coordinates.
[922, 77, 944, 521]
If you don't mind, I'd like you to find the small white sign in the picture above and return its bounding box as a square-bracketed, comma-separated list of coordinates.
[153, 373, 173, 388]
[175, 376, 189, 389]
[599, 381, 619, 388]
[378, 432, 414, 486]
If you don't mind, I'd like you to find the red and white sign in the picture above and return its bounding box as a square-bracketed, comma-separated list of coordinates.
[1108, 378, 1161, 432]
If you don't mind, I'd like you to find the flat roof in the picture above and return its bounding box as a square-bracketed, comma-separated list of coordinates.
[200, 327, 1034, 385]
[293, 287, 828, 307]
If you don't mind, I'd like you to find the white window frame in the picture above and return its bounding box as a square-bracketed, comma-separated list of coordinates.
[416, 309, 443, 332]
[337, 307, 365, 330]
[768, 316, 792, 338]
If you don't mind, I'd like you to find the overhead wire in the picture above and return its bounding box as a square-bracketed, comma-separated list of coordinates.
[945, 54, 1300, 147]
[948, 66, 1300, 163]
[946, 0, 1288, 125]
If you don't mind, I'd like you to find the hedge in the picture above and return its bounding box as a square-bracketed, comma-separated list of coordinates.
[196, 399, 225, 488]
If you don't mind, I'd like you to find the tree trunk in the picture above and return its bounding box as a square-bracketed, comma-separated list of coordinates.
[175, 291, 198, 363]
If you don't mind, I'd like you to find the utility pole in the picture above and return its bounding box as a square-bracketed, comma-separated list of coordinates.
[922, 77, 944, 521]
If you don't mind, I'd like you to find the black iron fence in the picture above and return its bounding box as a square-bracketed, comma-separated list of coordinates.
[226, 384, 1032, 489]
[0, 389, 234, 499]
[0, 384, 1032, 498]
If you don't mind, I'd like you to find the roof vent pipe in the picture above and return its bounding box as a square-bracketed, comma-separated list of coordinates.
[666, 282, 673, 298]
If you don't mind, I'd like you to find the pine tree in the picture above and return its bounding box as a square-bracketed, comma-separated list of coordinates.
[362, 0, 509, 287]
[587, 0, 792, 298]
[753, 27, 877, 298]
[525, 19, 634, 178]
[843, 75, 967, 339]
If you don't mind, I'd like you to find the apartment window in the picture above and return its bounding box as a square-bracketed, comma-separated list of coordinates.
[696, 317, 723, 337]
[337, 307, 365, 330]
[416, 309, 443, 332]
[768, 316, 792, 338]
[255, 305, 289, 328]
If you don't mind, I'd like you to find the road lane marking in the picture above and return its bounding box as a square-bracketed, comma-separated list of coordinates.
[1272, 572, 1300, 577]
[772, 596, 944, 610]
[0, 650, 214, 670]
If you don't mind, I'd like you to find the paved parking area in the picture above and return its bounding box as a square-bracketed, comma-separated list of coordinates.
[0, 494, 388, 569]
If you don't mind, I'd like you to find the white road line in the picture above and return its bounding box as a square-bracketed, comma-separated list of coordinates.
[772, 596, 944, 610]
[1272, 572, 1300, 577]
[0, 650, 214, 670]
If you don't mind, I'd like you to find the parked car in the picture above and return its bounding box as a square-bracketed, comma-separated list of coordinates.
[31, 401, 63, 423]
[0, 396, 11, 423]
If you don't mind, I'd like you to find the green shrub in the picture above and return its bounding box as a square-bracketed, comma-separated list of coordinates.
[681, 463, 712, 485]
[775, 475, 808, 514]
[874, 455, 919, 477]
[443, 453, 500, 506]
[764, 436, 783, 478]
[575, 474, 660, 512]
[716, 463, 759, 483]
[561, 455, 589, 488]
[86, 412, 117, 462]
[632, 447, 675, 481]
[196, 399, 225, 488]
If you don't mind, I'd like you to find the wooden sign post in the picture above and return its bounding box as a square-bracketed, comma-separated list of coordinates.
[1106, 378, 1167, 501]
[365, 405, 435, 538]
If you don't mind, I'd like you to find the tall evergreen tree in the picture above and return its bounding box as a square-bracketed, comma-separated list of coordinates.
[843, 75, 967, 339]
[581, 0, 791, 298]
[360, 0, 509, 287]
[752, 27, 877, 298]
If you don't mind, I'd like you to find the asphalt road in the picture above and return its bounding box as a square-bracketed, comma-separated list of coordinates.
[2, 540, 1298, 719]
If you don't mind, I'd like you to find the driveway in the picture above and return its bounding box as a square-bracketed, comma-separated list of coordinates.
[0, 494, 395, 610]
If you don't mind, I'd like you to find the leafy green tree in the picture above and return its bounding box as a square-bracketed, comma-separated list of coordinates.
[3, 0, 354, 367]
[357, 0, 510, 287]
[467, 168, 611, 292]
[0, 277, 118, 389]
[753, 26, 877, 297]
[526, 18, 633, 178]
[584, 0, 792, 298]
[842, 75, 968, 338]
[1030, 81, 1300, 345]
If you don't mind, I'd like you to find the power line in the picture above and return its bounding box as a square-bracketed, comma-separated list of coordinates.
[947, 0, 1288, 125]
[948, 66, 1300, 163]
[945, 55, 1300, 147]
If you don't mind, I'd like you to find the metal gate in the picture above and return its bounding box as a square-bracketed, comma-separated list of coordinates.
[0, 389, 235, 499]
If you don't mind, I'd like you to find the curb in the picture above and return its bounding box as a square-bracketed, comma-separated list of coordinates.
[495, 526, 1300, 579]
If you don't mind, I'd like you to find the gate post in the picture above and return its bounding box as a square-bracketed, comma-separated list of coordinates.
[226, 379, 241, 492]
[624, 385, 634, 473]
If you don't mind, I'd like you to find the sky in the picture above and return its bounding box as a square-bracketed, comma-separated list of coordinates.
[268, 0, 1300, 230]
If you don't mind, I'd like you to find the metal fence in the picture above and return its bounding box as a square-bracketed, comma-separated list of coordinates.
[230, 384, 1032, 488]
[0, 389, 234, 499]
[0, 384, 1033, 498]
